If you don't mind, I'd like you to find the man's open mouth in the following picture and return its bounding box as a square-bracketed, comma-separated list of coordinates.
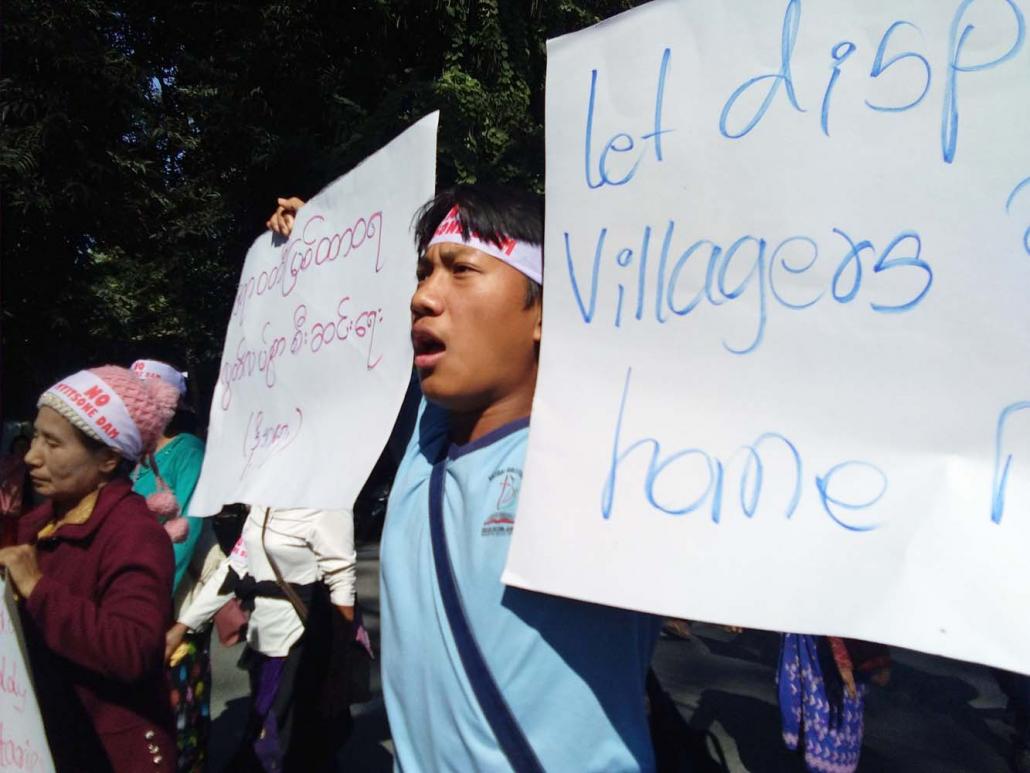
[412, 329, 446, 369]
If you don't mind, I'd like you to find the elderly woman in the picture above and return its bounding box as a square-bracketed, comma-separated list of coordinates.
[0, 366, 180, 772]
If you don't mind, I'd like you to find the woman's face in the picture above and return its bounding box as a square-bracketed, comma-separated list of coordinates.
[25, 407, 118, 506]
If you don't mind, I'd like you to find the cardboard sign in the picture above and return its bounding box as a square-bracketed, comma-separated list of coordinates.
[504, 0, 1030, 673]
[190, 113, 437, 514]
[0, 579, 54, 771]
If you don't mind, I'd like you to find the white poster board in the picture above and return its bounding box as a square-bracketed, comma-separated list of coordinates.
[191, 113, 437, 514]
[504, 0, 1030, 673]
[0, 579, 54, 772]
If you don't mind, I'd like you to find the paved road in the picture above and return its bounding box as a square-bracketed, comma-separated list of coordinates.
[651, 627, 1013, 772]
[207, 544, 1017, 771]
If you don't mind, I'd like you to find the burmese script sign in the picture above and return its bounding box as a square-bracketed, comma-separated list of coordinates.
[191, 113, 437, 514]
[505, 1, 1030, 673]
[0, 579, 54, 771]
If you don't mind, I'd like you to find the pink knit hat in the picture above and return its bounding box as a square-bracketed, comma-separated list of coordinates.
[130, 360, 194, 543]
[90, 365, 179, 452]
[39, 365, 186, 539]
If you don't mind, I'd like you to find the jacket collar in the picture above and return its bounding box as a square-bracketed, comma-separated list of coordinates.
[26, 478, 137, 544]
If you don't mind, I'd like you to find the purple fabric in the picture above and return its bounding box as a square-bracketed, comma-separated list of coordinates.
[252, 655, 287, 772]
[353, 605, 374, 659]
[778, 634, 866, 773]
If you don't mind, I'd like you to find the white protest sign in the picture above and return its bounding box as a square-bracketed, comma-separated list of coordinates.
[504, 0, 1030, 673]
[0, 579, 54, 772]
[190, 113, 437, 514]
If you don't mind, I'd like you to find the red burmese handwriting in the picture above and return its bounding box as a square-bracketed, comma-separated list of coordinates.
[242, 407, 303, 477]
[219, 297, 384, 410]
[0, 657, 27, 714]
[219, 323, 288, 411]
[0, 722, 43, 771]
[232, 210, 383, 327]
[290, 298, 385, 369]
[434, 213, 517, 256]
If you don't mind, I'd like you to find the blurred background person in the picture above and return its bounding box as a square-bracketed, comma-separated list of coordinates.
[130, 358, 212, 773]
[0, 434, 32, 545]
[167, 504, 362, 772]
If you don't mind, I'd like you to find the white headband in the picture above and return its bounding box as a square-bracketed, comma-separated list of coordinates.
[40, 370, 143, 461]
[132, 359, 188, 396]
[426, 205, 542, 284]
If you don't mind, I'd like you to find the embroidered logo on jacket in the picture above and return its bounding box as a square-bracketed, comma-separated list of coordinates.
[482, 468, 522, 536]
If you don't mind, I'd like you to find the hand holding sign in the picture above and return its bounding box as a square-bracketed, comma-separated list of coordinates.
[0, 547, 42, 599]
[266, 197, 305, 237]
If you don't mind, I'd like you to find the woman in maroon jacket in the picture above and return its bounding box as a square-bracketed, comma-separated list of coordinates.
[0, 365, 180, 772]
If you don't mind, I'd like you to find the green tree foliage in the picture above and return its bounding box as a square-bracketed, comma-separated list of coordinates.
[1, 0, 640, 420]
